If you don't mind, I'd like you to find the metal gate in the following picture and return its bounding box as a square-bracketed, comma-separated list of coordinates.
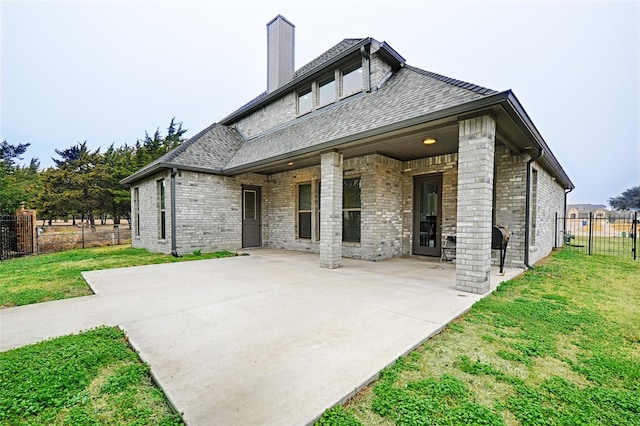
[555, 211, 638, 260]
[0, 214, 34, 260]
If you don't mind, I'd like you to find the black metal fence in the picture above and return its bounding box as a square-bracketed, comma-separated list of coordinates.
[555, 211, 638, 260]
[36, 225, 132, 254]
[0, 214, 35, 261]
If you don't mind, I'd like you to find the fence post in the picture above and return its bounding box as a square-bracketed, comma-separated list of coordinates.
[82, 225, 85, 249]
[634, 212, 637, 261]
[588, 212, 593, 256]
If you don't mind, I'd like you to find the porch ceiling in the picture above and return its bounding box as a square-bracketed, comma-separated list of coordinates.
[250, 103, 529, 176]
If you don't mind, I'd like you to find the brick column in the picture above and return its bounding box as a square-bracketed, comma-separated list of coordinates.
[320, 151, 343, 268]
[455, 115, 496, 294]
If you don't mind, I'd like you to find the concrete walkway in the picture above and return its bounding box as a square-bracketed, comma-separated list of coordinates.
[0, 250, 523, 425]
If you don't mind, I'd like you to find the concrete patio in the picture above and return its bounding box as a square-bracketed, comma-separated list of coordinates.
[0, 249, 523, 425]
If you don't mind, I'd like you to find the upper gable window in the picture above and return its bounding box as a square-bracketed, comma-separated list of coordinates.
[298, 86, 313, 115]
[318, 75, 336, 107]
[342, 63, 362, 97]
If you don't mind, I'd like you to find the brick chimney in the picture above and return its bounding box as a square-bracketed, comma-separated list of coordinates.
[267, 15, 295, 93]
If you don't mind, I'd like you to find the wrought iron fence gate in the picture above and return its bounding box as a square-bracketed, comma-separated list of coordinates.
[0, 214, 35, 261]
[555, 211, 638, 260]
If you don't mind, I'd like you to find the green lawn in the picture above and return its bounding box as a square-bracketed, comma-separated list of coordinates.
[0, 327, 182, 425]
[317, 251, 640, 425]
[1, 245, 239, 425]
[564, 234, 636, 258]
[0, 245, 238, 307]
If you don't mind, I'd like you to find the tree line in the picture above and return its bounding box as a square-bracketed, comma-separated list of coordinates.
[0, 119, 186, 226]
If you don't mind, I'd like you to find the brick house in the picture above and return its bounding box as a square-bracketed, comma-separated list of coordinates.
[567, 204, 609, 219]
[123, 15, 574, 294]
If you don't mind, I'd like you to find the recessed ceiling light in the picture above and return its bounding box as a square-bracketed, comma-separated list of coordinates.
[423, 138, 437, 145]
[287, 162, 294, 166]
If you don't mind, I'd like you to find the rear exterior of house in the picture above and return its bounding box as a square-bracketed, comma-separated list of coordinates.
[123, 16, 573, 294]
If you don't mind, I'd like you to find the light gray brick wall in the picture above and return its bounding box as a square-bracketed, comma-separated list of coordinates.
[132, 169, 268, 255]
[370, 52, 393, 88]
[131, 170, 173, 254]
[494, 148, 566, 267]
[401, 154, 458, 255]
[493, 146, 527, 268]
[266, 166, 321, 252]
[371, 155, 403, 260]
[131, 148, 564, 269]
[455, 116, 496, 294]
[320, 151, 343, 268]
[173, 170, 241, 253]
[341, 154, 403, 261]
[529, 163, 565, 264]
[265, 154, 402, 261]
[234, 93, 297, 139]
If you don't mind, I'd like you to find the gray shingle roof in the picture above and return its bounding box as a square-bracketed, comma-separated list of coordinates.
[165, 123, 244, 170]
[124, 123, 244, 182]
[405, 65, 497, 95]
[124, 41, 504, 184]
[224, 65, 493, 169]
[293, 38, 365, 78]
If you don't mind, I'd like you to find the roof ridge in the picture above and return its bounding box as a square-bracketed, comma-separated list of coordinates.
[405, 65, 497, 95]
[293, 38, 366, 78]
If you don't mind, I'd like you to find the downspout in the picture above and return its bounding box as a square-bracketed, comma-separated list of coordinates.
[170, 168, 181, 257]
[524, 149, 545, 269]
[563, 187, 573, 243]
[360, 46, 371, 93]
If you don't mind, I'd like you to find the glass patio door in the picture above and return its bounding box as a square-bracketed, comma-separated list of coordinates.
[412, 174, 442, 256]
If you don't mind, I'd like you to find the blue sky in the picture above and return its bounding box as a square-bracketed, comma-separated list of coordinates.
[1, 0, 638, 206]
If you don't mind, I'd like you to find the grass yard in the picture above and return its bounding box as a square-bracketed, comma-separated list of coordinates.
[317, 251, 640, 425]
[0, 327, 183, 425]
[564, 234, 636, 258]
[0, 245, 238, 307]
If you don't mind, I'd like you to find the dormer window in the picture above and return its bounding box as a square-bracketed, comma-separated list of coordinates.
[298, 86, 313, 115]
[341, 63, 363, 97]
[318, 75, 336, 107]
[296, 59, 364, 116]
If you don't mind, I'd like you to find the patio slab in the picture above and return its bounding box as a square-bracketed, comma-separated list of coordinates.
[0, 249, 523, 425]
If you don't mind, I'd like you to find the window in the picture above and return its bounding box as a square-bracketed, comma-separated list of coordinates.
[343, 177, 361, 242]
[158, 180, 166, 240]
[298, 183, 312, 239]
[244, 190, 257, 220]
[318, 75, 336, 107]
[297, 62, 362, 115]
[133, 187, 140, 237]
[342, 63, 362, 97]
[298, 86, 312, 115]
